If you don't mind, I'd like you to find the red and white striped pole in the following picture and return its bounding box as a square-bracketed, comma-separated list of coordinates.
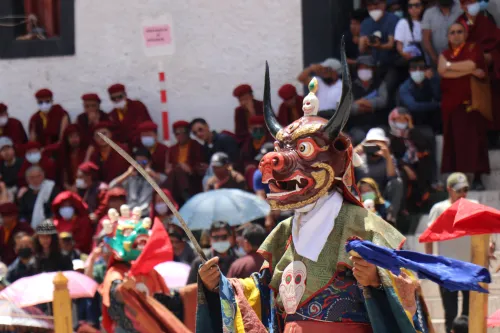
[158, 62, 169, 141]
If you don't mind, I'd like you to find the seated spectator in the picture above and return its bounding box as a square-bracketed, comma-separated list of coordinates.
[190, 118, 240, 166]
[395, 0, 424, 61]
[0, 137, 23, 195]
[357, 177, 392, 220]
[94, 188, 128, 243]
[187, 221, 238, 284]
[17, 141, 56, 187]
[205, 152, 246, 191]
[297, 58, 342, 111]
[346, 55, 389, 140]
[59, 232, 82, 260]
[227, 224, 266, 279]
[77, 93, 110, 144]
[240, 116, 272, 185]
[107, 83, 152, 146]
[354, 128, 403, 223]
[168, 226, 196, 265]
[252, 143, 273, 199]
[398, 56, 441, 131]
[387, 0, 404, 17]
[0, 203, 34, 265]
[233, 84, 264, 141]
[166, 121, 204, 205]
[277, 84, 303, 126]
[345, 9, 368, 65]
[76, 162, 108, 223]
[88, 122, 130, 184]
[18, 166, 59, 228]
[0, 103, 27, 147]
[29, 88, 70, 146]
[359, 0, 401, 93]
[452, 315, 468, 333]
[438, 22, 489, 190]
[34, 219, 73, 273]
[52, 191, 93, 254]
[55, 125, 88, 191]
[137, 121, 169, 173]
[110, 146, 166, 216]
[6, 233, 37, 283]
[150, 188, 178, 227]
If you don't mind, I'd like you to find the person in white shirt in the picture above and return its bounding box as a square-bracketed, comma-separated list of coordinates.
[395, 0, 424, 60]
[297, 58, 343, 111]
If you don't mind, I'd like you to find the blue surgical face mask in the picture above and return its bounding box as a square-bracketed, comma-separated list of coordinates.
[394, 122, 408, 130]
[467, 2, 481, 16]
[234, 246, 246, 257]
[25, 152, 41, 164]
[59, 206, 75, 220]
[141, 136, 156, 148]
[394, 10, 404, 18]
[479, 1, 489, 11]
[361, 191, 377, 201]
[212, 240, 231, 254]
[154, 202, 169, 215]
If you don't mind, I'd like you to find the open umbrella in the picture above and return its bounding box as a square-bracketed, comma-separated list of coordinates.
[172, 189, 270, 230]
[0, 271, 97, 307]
[155, 261, 191, 289]
[418, 198, 467, 243]
[488, 309, 500, 327]
[0, 299, 53, 332]
[453, 198, 500, 234]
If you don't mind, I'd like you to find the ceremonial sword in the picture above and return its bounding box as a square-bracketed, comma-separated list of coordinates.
[97, 133, 208, 263]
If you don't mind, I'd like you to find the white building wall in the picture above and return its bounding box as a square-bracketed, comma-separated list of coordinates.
[0, 0, 303, 141]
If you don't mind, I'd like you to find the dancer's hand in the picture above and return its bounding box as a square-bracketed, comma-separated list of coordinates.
[199, 257, 221, 292]
[351, 256, 380, 287]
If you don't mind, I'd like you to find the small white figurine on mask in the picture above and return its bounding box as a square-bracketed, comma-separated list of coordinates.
[120, 204, 131, 219]
[132, 207, 142, 221]
[302, 77, 319, 117]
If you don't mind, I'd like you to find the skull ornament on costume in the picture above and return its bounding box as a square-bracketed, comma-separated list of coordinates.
[279, 261, 307, 314]
[259, 38, 354, 211]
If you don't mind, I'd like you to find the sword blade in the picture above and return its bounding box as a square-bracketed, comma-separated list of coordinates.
[97, 133, 208, 263]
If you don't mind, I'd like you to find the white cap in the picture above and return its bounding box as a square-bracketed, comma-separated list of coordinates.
[320, 58, 342, 73]
[364, 128, 389, 143]
[0, 137, 13, 151]
[72, 259, 85, 271]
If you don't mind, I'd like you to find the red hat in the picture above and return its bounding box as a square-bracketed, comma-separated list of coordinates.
[81, 93, 101, 103]
[233, 84, 253, 98]
[24, 141, 42, 151]
[172, 120, 190, 130]
[138, 121, 158, 133]
[35, 89, 53, 99]
[78, 161, 99, 173]
[278, 84, 298, 100]
[0, 103, 7, 113]
[107, 84, 126, 95]
[92, 121, 114, 133]
[249, 115, 265, 126]
[0, 202, 18, 215]
[106, 187, 127, 199]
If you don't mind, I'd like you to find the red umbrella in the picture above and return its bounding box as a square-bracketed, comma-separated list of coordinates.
[488, 309, 500, 327]
[453, 199, 500, 234]
[419, 199, 466, 243]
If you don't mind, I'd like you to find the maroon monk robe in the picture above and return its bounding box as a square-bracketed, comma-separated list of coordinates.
[108, 99, 152, 146]
[17, 156, 56, 187]
[89, 144, 131, 184]
[234, 99, 263, 142]
[277, 95, 304, 126]
[28, 104, 69, 146]
[148, 142, 169, 173]
[0, 221, 34, 266]
[0, 117, 27, 147]
[441, 42, 490, 174]
[76, 110, 110, 144]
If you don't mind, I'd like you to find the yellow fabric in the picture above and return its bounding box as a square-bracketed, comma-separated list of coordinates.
[100, 149, 110, 162]
[252, 137, 266, 151]
[388, 268, 417, 327]
[240, 277, 262, 320]
[117, 105, 127, 122]
[39, 111, 48, 129]
[0, 128, 3, 135]
[3, 223, 14, 243]
[291, 106, 299, 120]
[177, 144, 189, 164]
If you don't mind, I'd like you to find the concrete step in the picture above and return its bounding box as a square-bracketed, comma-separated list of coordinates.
[424, 294, 500, 322]
[431, 319, 500, 333]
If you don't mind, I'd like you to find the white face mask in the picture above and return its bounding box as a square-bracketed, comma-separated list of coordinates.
[39, 102, 52, 112]
[113, 99, 126, 109]
[0, 116, 8, 127]
[394, 122, 408, 130]
[394, 10, 404, 18]
[154, 202, 169, 215]
[59, 206, 75, 220]
[479, 1, 488, 11]
[467, 2, 481, 16]
[75, 178, 87, 189]
[369, 9, 384, 21]
[212, 240, 231, 254]
[25, 152, 41, 164]
[234, 246, 246, 257]
[141, 136, 156, 148]
[357, 69, 373, 82]
[410, 70, 426, 84]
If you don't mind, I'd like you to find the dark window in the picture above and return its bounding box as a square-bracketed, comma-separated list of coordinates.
[0, 0, 75, 59]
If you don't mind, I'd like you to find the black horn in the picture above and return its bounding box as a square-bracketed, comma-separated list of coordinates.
[263, 62, 283, 139]
[322, 36, 353, 141]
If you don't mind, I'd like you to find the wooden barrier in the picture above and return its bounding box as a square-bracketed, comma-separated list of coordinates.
[469, 234, 490, 333]
[53, 272, 72, 333]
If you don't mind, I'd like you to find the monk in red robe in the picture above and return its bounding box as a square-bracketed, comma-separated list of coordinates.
[17, 141, 56, 187]
[138, 121, 169, 173]
[29, 89, 70, 146]
[107, 84, 152, 146]
[277, 84, 304, 126]
[77, 93, 110, 144]
[75, 161, 108, 224]
[88, 122, 130, 184]
[233, 84, 263, 142]
[0, 203, 34, 266]
[0, 103, 27, 148]
[51, 191, 93, 254]
[166, 121, 204, 205]
[439, 22, 490, 190]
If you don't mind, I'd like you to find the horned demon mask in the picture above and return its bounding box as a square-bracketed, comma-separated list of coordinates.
[259, 40, 353, 210]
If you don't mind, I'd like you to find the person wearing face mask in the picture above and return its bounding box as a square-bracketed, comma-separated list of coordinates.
[297, 58, 343, 111]
[58, 232, 82, 260]
[205, 152, 246, 191]
[51, 191, 93, 254]
[0, 137, 23, 194]
[107, 83, 152, 146]
[150, 188, 178, 227]
[17, 141, 56, 188]
[6, 233, 37, 283]
[357, 178, 391, 221]
[187, 221, 238, 284]
[0, 203, 34, 266]
[227, 224, 266, 279]
[387, 0, 404, 18]
[76, 161, 108, 224]
[0, 103, 27, 147]
[399, 56, 441, 131]
[233, 84, 264, 142]
[137, 121, 169, 173]
[28, 88, 70, 146]
[18, 166, 60, 229]
[76, 93, 110, 144]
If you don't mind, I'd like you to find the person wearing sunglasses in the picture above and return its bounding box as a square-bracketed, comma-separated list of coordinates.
[395, 0, 424, 61]
[438, 22, 490, 191]
[109, 146, 166, 217]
